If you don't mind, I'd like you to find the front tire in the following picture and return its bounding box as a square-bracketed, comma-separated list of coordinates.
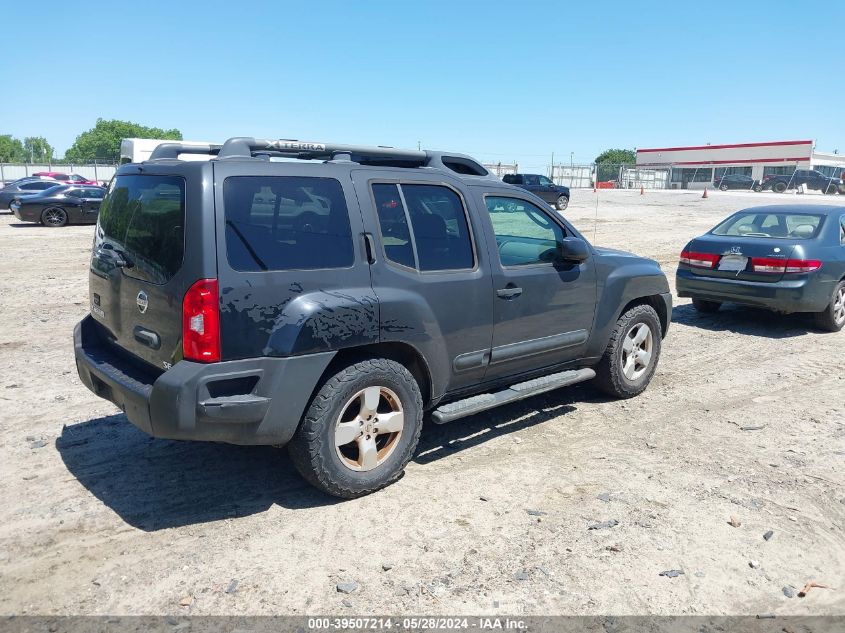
[41, 206, 68, 227]
[594, 304, 662, 399]
[813, 281, 845, 332]
[288, 358, 423, 498]
[719, 184, 728, 191]
[555, 195, 569, 211]
[692, 298, 722, 313]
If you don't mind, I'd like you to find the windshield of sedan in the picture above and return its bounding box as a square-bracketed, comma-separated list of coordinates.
[712, 212, 824, 239]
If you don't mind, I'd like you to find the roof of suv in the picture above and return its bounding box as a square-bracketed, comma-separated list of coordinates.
[139, 136, 501, 184]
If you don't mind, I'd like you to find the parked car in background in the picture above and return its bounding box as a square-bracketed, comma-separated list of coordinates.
[714, 174, 762, 192]
[0, 179, 64, 209]
[502, 173, 571, 210]
[677, 205, 845, 331]
[32, 171, 99, 185]
[10, 185, 105, 226]
[761, 169, 842, 194]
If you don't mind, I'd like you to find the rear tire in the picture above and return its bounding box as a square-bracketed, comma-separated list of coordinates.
[773, 182, 787, 193]
[288, 358, 423, 499]
[825, 184, 838, 195]
[813, 281, 845, 332]
[555, 195, 569, 211]
[594, 304, 662, 399]
[753, 185, 762, 192]
[692, 298, 722, 313]
[41, 206, 68, 227]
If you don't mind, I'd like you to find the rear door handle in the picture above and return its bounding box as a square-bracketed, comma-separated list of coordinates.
[496, 285, 523, 299]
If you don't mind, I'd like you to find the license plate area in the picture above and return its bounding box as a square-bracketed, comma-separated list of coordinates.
[718, 255, 748, 272]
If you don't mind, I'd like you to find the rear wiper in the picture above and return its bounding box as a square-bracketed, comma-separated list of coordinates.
[226, 220, 268, 270]
[97, 244, 134, 268]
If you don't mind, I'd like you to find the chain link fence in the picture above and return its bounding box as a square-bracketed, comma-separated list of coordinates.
[0, 161, 117, 187]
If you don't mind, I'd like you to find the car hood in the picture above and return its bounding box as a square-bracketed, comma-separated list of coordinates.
[593, 246, 641, 258]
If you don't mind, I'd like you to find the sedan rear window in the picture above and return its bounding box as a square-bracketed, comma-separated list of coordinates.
[712, 212, 824, 239]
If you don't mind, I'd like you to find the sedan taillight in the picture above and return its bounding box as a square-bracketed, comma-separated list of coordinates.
[680, 250, 720, 268]
[750, 258, 822, 274]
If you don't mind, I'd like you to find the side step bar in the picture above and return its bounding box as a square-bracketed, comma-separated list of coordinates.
[431, 368, 596, 425]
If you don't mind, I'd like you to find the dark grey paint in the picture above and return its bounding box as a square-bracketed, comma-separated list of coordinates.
[75, 143, 672, 447]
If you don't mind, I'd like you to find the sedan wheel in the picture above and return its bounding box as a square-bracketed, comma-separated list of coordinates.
[41, 207, 68, 227]
[334, 386, 404, 472]
[719, 184, 728, 191]
[814, 281, 845, 332]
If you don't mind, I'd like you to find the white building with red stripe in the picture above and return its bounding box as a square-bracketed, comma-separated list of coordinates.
[635, 140, 845, 189]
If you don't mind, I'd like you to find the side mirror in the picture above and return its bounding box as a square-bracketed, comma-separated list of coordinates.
[556, 237, 590, 263]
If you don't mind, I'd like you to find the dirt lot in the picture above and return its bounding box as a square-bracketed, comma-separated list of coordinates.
[1, 189, 843, 617]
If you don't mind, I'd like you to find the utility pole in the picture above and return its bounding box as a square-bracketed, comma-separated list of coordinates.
[570, 151, 574, 167]
[550, 152, 554, 179]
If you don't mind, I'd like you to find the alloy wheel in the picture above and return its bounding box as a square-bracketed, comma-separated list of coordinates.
[621, 323, 653, 381]
[334, 386, 404, 472]
[834, 287, 845, 326]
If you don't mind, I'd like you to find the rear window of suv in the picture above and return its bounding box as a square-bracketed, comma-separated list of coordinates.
[97, 175, 186, 284]
[223, 176, 354, 271]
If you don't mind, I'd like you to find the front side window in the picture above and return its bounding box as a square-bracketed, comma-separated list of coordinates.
[372, 183, 474, 272]
[538, 176, 554, 186]
[712, 212, 824, 240]
[223, 176, 353, 272]
[522, 174, 540, 186]
[485, 196, 565, 266]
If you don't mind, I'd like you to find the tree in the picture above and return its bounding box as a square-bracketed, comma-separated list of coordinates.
[594, 148, 636, 183]
[0, 135, 26, 162]
[594, 149, 636, 165]
[23, 136, 54, 163]
[65, 118, 182, 162]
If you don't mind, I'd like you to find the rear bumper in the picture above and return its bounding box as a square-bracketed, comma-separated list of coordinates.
[676, 269, 832, 313]
[74, 315, 336, 445]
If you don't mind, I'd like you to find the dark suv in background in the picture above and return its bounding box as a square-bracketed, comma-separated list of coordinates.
[502, 173, 570, 210]
[762, 169, 843, 194]
[74, 136, 670, 498]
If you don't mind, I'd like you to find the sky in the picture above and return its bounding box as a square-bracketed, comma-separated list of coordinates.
[2, 0, 843, 172]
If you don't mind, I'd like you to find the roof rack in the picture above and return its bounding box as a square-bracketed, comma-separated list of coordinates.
[217, 137, 427, 164]
[143, 136, 494, 178]
[149, 142, 223, 161]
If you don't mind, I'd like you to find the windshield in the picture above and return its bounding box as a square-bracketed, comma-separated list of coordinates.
[712, 212, 824, 239]
[96, 175, 186, 284]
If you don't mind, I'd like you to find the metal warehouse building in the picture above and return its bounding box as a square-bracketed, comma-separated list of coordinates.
[635, 140, 845, 189]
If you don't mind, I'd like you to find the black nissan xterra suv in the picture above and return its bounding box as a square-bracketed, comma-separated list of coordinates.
[75, 137, 671, 498]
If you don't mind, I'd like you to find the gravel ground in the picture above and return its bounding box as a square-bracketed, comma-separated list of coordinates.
[0, 188, 843, 616]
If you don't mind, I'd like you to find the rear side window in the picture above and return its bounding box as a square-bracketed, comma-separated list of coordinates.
[22, 181, 54, 190]
[223, 176, 353, 272]
[712, 212, 824, 239]
[372, 183, 474, 272]
[97, 175, 186, 284]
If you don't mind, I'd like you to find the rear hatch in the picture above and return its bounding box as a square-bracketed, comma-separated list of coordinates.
[684, 235, 795, 283]
[88, 166, 214, 370]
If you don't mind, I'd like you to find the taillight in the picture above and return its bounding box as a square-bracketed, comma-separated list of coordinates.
[750, 258, 822, 274]
[182, 278, 220, 362]
[680, 250, 720, 268]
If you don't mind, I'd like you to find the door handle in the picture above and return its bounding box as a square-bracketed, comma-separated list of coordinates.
[496, 285, 523, 299]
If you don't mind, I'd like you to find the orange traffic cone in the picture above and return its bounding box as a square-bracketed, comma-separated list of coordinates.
[702, 187, 708, 199]
[640, 186, 644, 195]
